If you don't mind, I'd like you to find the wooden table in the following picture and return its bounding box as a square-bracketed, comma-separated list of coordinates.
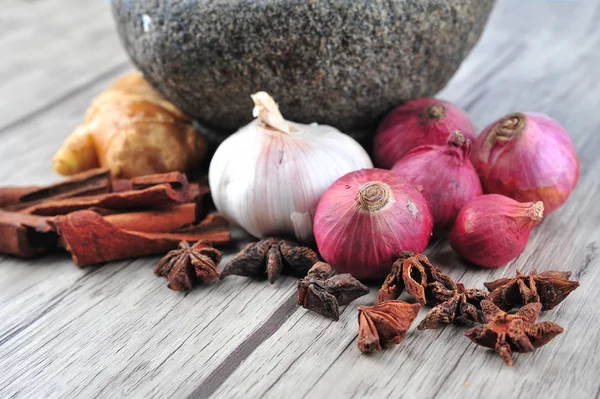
[1, 1, 599, 398]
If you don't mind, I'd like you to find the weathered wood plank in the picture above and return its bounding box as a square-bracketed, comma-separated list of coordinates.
[0, 0, 130, 133]
[0, 3, 313, 398]
[210, 1, 600, 397]
[212, 178, 600, 398]
[1, 0, 600, 398]
[0, 86, 306, 396]
[0, 68, 131, 350]
[0, 61, 309, 398]
[0, 256, 302, 398]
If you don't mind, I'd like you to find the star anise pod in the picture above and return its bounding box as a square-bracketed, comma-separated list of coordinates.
[418, 283, 489, 330]
[220, 238, 320, 283]
[464, 300, 564, 366]
[357, 300, 421, 353]
[484, 269, 580, 311]
[297, 262, 369, 321]
[155, 241, 222, 291]
[378, 252, 456, 305]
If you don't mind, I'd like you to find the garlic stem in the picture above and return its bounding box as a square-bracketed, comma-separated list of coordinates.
[251, 91, 294, 134]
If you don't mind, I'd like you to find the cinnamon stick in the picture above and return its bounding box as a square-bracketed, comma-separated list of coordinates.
[111, 171, 189, 192]
[51, 210, 230, 266]
[0, 170, 216, 262]
[0, 186, 40, 207]
[20, 173, 197, 216]
[2, 168, 111, 211]
[0, 169, 205, 215]
[104, 203, 197, 233]
[0, 210, 56, 257]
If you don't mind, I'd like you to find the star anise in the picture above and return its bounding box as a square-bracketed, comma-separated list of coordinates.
[220, 238, 320, 283]
[418, 283, 489, 330]
[464, 300, 564, 366]
[155, 241, 222, 291]
[378, 252, 456, 305]
[297, 262, 369, 321]
[357, 300, 421, 353]
[484, 269, 580, 311]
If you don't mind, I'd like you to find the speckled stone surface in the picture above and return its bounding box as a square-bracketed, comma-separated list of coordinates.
[112, 0, 494, 134]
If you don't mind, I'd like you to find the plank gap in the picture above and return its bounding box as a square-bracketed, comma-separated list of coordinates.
[189, 293, 298, 399]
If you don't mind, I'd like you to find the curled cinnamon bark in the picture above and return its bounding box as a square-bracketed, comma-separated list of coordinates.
[103, 203, 197, 233]
[0, 186, 41, 207]
[51, 211, 230, 266]
[0, 211, 56, 257]
[0, 170, 223, 263]
[20, 172, 195, 216]
[1, 169, 111, 210]
[0, 169, 207, 216]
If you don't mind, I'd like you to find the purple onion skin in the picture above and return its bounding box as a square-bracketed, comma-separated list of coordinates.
[313, 168, 433, 280]
[471, 112, 579, 214]
[391, 132, 482, 232]
[374, 98, 476, 169]
[450, 194, 544, 268]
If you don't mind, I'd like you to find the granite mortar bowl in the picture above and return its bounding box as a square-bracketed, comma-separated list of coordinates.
[112, 0, 495, 135]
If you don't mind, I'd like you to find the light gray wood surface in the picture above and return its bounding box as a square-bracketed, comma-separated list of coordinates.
[1, 1, 599, 398]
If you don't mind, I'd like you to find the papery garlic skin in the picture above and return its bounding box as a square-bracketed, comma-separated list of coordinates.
[209, 92, 373, 241]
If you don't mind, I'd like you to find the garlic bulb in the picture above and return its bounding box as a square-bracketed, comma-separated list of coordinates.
[209, 92, 373, 241]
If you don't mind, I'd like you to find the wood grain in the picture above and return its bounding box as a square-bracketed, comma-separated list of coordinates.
[0, 2, 309, 397]
[0, 0, 131, 134]
[1, 0, 600, 398]
[212, 1, 600, 397]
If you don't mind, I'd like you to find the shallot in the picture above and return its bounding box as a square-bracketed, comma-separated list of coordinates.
[391, 131, 482, 231]
[471, 112, 579, 214]
[449, 194, 544, 268]
[313, 169, 433, 280]
[373, 98, 476, 169]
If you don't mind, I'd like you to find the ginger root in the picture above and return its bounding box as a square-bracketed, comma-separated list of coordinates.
[53, 73, 206, 178]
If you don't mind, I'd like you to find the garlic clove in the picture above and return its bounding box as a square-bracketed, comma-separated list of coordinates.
[291, 212, 314, 243]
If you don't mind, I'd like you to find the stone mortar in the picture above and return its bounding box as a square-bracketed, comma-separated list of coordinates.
[112, 0, 495, 135]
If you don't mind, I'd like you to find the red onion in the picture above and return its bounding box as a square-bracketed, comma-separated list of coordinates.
[449, 194, 544, 268]
[391, 131, 482, 231]
[373, 98, 476, 169]
[313, 169, 433, 280]
[471, 112, 579, 214]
